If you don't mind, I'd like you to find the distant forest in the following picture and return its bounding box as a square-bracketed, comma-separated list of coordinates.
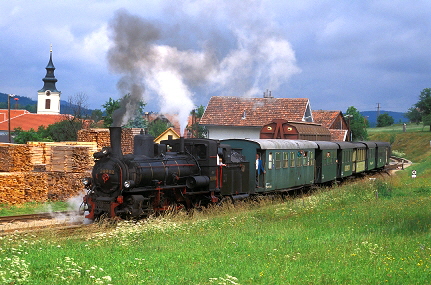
[361, 110, 408, 127]
[1, 92, 409, 127]
[0, 93, 93, 116]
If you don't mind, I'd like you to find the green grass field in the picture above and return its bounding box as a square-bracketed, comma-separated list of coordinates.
[1, 126, 431, 284]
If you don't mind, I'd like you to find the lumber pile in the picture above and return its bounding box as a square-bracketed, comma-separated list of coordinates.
[0, 143, 32, 172]
[48, 145, 93, 172]
[46, 172, 89, 201]
[0, 172, 48, 204]
[78, 128, 143, 154]
[0, 171, 89, 205]
[77, 128, 110, 150]
[26, 141, 97, 172]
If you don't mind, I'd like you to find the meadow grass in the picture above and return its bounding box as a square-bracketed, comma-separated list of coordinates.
[1, 165, 431, 284]
[2, 127, 431, 284]
[0, 201, 71, 216]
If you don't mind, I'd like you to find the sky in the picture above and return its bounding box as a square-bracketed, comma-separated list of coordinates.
[1, 0, 431, 125]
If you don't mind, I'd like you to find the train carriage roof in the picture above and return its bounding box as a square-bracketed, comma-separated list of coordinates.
[222, 139, 318, 150]
[357, 141, 377, 148]
[334, 141, 356, 149]
[313, 141, 339, 150]
[350, 142, 367, 149]
[368, 141, 391, 148]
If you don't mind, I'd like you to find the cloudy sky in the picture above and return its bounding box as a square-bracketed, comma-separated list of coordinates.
[1, 0, 430, 119]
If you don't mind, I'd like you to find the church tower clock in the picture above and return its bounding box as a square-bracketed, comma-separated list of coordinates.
[37, 46, 61, 114]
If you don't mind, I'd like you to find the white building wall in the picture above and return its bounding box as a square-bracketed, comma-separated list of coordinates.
[37, 91, 61, 114]
[206, 126, 261, 140]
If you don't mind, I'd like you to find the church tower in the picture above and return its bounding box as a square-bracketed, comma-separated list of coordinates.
[37, 46, 61, 114]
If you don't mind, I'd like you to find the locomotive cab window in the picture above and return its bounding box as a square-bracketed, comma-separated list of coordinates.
[194, 144, 207, 159]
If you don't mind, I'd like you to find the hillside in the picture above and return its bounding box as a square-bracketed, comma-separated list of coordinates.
[0, 92, 94, 115]
[361, 110, 408, 127]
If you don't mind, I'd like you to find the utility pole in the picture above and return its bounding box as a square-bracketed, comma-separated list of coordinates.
[376, 103, 381, 124]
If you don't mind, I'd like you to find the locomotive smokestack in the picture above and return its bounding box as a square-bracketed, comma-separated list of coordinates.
[109, 126, 123, 158]
[180, 136, 185, 153]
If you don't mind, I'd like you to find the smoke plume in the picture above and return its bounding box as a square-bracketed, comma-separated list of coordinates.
[107, 2, 301, 132]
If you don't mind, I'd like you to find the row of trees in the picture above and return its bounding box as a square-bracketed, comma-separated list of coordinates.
[16, 87, 430, 144]
[13, 93, 207, 144]
[405, 88, 431, 130]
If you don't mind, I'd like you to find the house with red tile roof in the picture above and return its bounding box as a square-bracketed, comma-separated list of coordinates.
[312, 110, 350, 141]
[199, 96, 313, 139]
[0, 47, 67, 142]
[0, 109, 70, 142]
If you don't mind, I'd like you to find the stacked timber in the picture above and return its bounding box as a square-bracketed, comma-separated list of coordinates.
[0, 172, 48, 204]
[0, 171, 89, 205]
[26, 141, 98, 172]
[77, 128, 110, 150]
[46, 172, 89, 200]
[48, 145, 94, 172]
[0, 143, 32, 172]
[77, 128, 143, 154]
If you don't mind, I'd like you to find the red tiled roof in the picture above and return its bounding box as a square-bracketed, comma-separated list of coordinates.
[0, 109, 69, 131]
[313, 110, 350, 131]
[330, 129, 348, 141]
[312, 110, 341, 128]
[200, 96, 310, 127]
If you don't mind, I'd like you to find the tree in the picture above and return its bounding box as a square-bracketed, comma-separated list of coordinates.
[66, 92, 89, 119]
[13, 127, 51, 144]
[147, 118, 172, 137]
[102, 94, 146, 128]
[345, 106, 368, 141]
[46, 120, 83, 141]
[422, 114, 431, 131]
[407, 88, 431, 130]
[90, 109, 103, 124]
[376, 113, 394, 127]
[405, 107, 421, 124]
[187, 105, 208, 138]
[102, 98, 121, 127]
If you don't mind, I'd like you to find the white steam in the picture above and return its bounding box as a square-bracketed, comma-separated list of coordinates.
[107, 3, 301, 130]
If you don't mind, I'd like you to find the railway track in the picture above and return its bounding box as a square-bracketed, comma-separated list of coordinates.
[387, 156, 411, 171]
[0, 211, 75, 223]
[0, 211, 87, 235]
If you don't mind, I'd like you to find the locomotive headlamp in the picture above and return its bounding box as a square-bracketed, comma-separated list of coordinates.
[82, 177, 92, 186]
[124, 180, 135, 189]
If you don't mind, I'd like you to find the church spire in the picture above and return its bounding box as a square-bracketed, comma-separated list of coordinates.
[37, 46, 61, 114]
[38, 45, 58, 92]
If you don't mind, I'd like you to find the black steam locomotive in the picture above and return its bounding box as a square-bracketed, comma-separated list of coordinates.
[82, 127, 390, 220]
[82, 127, 249, 220]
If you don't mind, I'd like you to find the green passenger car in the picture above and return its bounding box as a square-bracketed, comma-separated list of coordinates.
[373, 141, 391, 168]
[334, 142, 354, 178]
[314, 141, 339, 183]
[351, 142, 367, 174]
[359, 141, 377, 171]
[222, 139, 318, 193]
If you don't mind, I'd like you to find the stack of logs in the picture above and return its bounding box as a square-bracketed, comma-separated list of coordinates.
[78, 128, 143, 154]
[1, 128, 144, 205]
[0, 141, 97, 205]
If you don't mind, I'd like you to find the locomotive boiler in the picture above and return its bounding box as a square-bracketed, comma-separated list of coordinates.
[82, 127, 249, 220]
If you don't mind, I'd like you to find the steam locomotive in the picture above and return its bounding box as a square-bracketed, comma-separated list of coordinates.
[82, 127, 390, 220]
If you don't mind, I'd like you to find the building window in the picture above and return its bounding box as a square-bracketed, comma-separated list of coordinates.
[275, 152, 281, 169]
[45, 99, 51, 109]
[283, 152, 288, 168]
